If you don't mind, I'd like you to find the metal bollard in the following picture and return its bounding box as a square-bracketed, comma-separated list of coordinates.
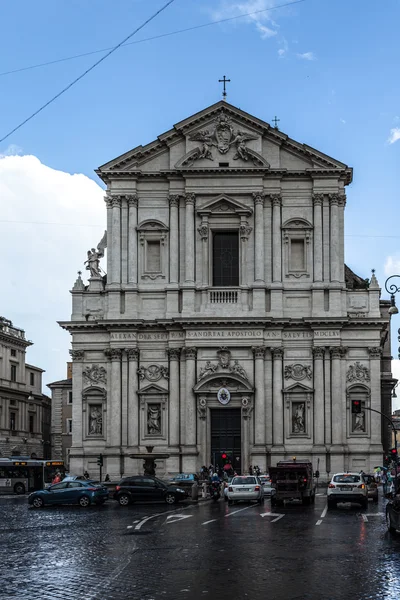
[191, 482, 199, 502]
[202, 482, 208, 498]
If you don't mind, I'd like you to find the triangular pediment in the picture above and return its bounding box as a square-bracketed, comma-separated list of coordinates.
[96, 101, 352, 184]
[198, 194, 253, 217]
[138, 383, 167, 395]
[283, 382, 313, 393]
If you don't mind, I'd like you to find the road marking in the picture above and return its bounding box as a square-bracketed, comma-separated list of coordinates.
[135, 505, 193, 530]
[166, 514, 192, 524]
[225, 505, 257, 517]
[260, 512, 285, 521]
[320, 504, 328, 519]
[362, 514, 368, 522]
[365, 513, 384, 516]
[271, 514, 285, 523]
[316, 519, 323, 526]
[202, 519, 217, 525]
[127, 525, 133, 529]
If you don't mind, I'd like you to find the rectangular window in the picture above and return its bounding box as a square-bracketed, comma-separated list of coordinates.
[67, 391, 73, 404]
[10, 412, 16, 431]
[30, 372, 35, 386]
[29, 415, 34, 433]
[10, 349, 16, 357]
[66, 419, 72, 434]
[212, 232, 239, 287]
[146, 241, 161, 272]
[10, 365, 17, 382]
[290, 239, 305, 271]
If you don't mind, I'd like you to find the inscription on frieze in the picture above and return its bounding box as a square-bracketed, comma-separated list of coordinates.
[187, 330, 262, 339]
[110, 332, 137, 340]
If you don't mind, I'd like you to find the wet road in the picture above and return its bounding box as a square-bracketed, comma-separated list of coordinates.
[1, 493, 400, 600]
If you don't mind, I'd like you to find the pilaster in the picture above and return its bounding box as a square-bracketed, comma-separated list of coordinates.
[252, 346, 266, 450]
[272, 347, 284, 447]
[69, 350, 84, 449]
[127, 348, 139, 448]
[312, 347, 325, 446]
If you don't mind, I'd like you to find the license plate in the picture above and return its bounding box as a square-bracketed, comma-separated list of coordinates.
[240, 488, 249, 492]
[340, 486, 351, 491]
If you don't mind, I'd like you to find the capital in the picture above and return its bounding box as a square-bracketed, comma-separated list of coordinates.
[252, 346, 266, 359]
[167, 348, 181, 361]
[329, 193, 340, 206]
[126, 348, 139, 361]
[252, 192, 265, 205]
[312, 193, 324, 206]
[105, 348, 123, 360]
[185, 193, 196, 206]
[330, 346, 346, 359]
[185, 347, 197, 360]
[169, 194, 181, 208]
[312, 347, 325, 359]
[111, 195, 122, 208]
[272, 347, 284, 360]
[126, 194, 138, 207]
[69, 350, 84, 361]
[368, 347, 382, 359]
[104, 195, 113, 209]
[338, 194, 346, 207]
[269, 194, 282, 207]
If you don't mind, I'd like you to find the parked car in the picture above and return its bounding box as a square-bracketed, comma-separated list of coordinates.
[261, 480, 276, 498]
[28, 480, 109, 508]
[227, 476, 264, 505]
[327, 472, 368, 509]
[114, 475, 187, 506]
[363, 474, 378, 502]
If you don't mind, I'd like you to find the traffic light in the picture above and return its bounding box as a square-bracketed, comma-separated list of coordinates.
[351, 400, 362, 414]
[221, 453, 227, 463]
[390, 448, 398, 459]
[97, 453, 103, 467]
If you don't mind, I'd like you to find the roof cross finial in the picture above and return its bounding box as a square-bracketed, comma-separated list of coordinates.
[218, 75, 231, 101]
[272, 116, 280, 130]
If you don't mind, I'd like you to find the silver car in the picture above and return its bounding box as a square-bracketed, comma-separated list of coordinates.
[227, 476, 264, 505]
[327, 472, 368, 509]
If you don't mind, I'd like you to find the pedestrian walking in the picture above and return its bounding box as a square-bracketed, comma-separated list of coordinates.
[83, 470, 90, 480]
[104, 474, 110, 482]
[382, 471, 388, 495]
[249, 465, 253, 475]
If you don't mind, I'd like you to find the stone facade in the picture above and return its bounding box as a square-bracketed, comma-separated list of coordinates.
[0, 316, 51, 458]
[47, 365, 72, 469]
[60, 101, 395, 479]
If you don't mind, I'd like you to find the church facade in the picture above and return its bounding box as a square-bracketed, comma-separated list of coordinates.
[61, 101, 393, 480]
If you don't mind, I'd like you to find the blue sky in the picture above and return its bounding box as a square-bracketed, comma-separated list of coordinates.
[0, 0, 400, 391]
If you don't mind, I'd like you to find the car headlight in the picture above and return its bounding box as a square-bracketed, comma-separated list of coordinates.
[176, 488, 185, 493]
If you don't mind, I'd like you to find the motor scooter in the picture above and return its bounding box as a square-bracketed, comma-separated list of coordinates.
[210, 481, 221, 502]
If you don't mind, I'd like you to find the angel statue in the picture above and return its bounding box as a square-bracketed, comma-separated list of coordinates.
[189, 129, 215, 160]
[232, 131, 258, 161]
[84, 231, 107, 278]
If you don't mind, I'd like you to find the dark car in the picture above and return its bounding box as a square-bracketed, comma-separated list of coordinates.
[28, 481, 109, 508]
[113, 475, 187, 506]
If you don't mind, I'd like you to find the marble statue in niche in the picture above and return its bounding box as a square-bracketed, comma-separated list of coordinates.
[147, 404, 161, 435]
[89, 405, 102, 435]
[292, 402, 306, 434]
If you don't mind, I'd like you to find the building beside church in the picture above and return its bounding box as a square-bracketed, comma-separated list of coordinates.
[47, 363, 73, 469]
[0, 316, 51, 458]
[60, 101, 395, 480]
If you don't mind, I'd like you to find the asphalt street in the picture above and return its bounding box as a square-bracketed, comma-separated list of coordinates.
[1, 493, 400, 600]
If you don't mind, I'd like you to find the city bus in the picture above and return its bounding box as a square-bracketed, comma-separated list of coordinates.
[0, 458, 66, 495]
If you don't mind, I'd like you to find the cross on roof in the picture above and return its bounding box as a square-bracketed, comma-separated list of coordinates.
[272, 116, 280, 129]
[218, 75, 231, 100]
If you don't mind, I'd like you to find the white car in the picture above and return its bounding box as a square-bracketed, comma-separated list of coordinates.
[327, 472, 368, 509]
[227, 476, 264, 505]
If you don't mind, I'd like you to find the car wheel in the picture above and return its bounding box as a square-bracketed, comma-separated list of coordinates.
[32, 497, 44, 509]
[118, 494, 131, 507]
[386, 506, 396, 533]
[165, 493, 177, 505]
[327, 500, 336, 510]
[79, 495, 91, 508]
[14, 482, 25, 495]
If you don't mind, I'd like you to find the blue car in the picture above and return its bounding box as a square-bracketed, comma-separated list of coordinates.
[28, 480, 109, 508]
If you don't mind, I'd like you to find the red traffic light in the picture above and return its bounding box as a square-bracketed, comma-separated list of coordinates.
[221, 453, 227, 460]
[352, 400, 362, 414]
[390, 448, 398, 456]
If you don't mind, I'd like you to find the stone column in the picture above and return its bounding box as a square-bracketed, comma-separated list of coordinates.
[252, 346, 266, 446]
[312, 194, 323, 282]
[312, 347, 325, 445]
[324, 349, 332, 445]
[271, 194, 282, 282]
[127, 348, 139, 448]
[167, 348, 181, 448]
[197, 218, 209, 286]
[330, 347, 343, 445]
[110, 196, 122, 285]
[329, 194, 340, 283]
[184, 347, 197, 448]
[253, 192, 265, 283]
[121, 196, 128, 284]
[338, 194, 346, 282]
[69, 350, 84, 448]
[184, 193, 195, 283]
[121, 350, 128, 446]
[240, 219, 252, 286]
[198, 396, 207, 467]
[169, 195, 180, 284]
[272, 348, 284, 445]
[105, 195, 113, 278]
[127, 194, 138, 284]
[368, 347, 382, 445]
[106, 349, 122, 447]
[264, 350, 273, 447]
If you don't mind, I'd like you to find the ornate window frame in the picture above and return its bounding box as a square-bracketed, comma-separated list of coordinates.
[137, 220, 169, 281]
[346, 384, 370, 438]
[284, 383, 313, 440]
[138, 384, 168, 442]
[82, 386, 106, 440]
[282, 218, 313, 279]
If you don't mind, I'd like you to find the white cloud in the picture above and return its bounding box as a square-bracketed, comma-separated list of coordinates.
[0, 144, 23, 157]
[384, 255, 400, 276]
[388, 127, 400, 144]
[212, 0, 279, 38]
[296, 52, 316, 61]
[0, 155, 105, 389]
[277, 37, 288, 57]
[278, 48, 285, 56]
